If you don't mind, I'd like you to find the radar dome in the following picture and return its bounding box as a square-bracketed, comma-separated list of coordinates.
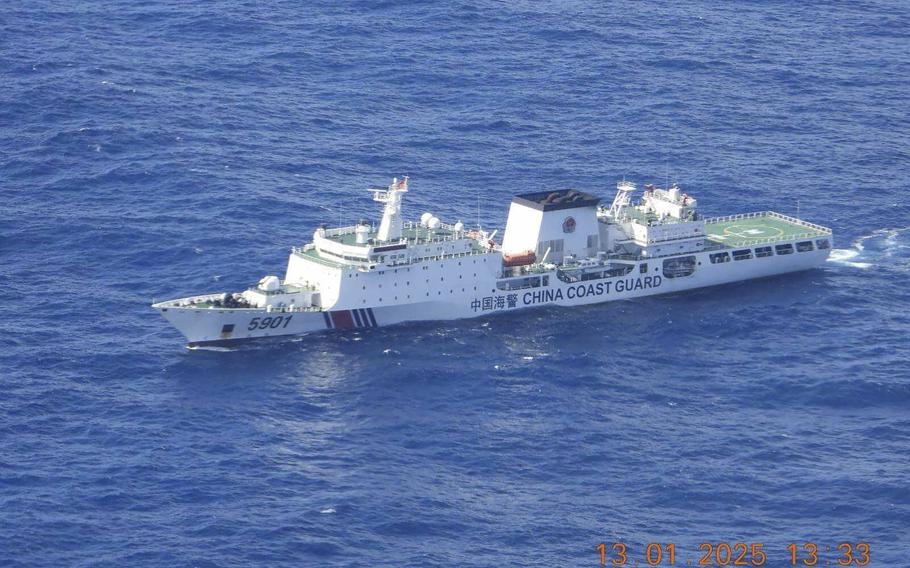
[420, 212, 433, 227]
[428, 217, 441, 230]
[355, 222, 370, 244]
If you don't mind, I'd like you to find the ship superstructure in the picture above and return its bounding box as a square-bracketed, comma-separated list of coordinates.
[153, 176, 832, 347]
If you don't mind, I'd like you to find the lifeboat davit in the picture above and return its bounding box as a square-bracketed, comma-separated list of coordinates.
[502, 250, 536, 267]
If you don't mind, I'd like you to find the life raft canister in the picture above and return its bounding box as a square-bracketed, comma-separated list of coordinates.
[502, 250, 537, 267]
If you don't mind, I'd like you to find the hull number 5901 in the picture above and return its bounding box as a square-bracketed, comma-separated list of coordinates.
[248, 316, 293, 331]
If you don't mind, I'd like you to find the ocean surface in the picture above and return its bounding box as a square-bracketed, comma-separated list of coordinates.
[2, 1, 909, 566]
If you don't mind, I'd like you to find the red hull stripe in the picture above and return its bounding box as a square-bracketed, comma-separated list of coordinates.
[330, 310, 355, 329]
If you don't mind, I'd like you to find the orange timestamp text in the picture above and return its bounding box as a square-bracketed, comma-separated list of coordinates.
[596, 541, 871, 566]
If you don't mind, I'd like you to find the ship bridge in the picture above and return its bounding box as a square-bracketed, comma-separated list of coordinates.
[291, 177, 495, 274]
[304, 220, 487, 268]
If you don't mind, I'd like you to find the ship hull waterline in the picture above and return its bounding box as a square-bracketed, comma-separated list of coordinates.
[155, 248, 828, 348]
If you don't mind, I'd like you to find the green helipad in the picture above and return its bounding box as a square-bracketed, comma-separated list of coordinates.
[705, 212, 830, 248]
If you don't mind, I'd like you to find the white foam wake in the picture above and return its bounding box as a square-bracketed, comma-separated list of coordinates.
[829, 227, 910, 269]
[828, 248, 871, 269]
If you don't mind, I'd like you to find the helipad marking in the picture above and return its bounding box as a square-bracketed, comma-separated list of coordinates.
[722, 223, 784, 241]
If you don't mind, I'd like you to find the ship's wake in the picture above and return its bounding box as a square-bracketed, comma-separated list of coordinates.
[186, 345, 235, 352]
[829, 227, 910, 269]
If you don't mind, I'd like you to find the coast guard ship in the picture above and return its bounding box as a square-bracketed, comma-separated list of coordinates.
[153, 176, 832, 347]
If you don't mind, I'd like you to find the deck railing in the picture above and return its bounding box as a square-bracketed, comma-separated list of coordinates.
[766, 211, 832, 234]
[322, 226, 358, 237]
[704, 211, 771, 224]
[704, 210, 832, 234]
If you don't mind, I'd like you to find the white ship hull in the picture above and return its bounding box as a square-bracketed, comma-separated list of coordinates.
[153, 177, 834, 347]
[154, 246, 829, 347]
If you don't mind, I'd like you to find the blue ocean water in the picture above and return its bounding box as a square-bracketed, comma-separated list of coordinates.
[2, 1, 909, 566]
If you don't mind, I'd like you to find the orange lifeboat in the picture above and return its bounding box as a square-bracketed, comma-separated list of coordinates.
[502, 250, 536, 267]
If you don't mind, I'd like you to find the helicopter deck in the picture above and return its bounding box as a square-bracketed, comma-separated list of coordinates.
[705, 211, 831, 248]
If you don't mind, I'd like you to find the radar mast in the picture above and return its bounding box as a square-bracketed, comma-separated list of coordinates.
[371, 176, 408, 242]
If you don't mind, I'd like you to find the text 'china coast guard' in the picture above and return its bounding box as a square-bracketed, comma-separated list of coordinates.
[153, 176, 833, 347]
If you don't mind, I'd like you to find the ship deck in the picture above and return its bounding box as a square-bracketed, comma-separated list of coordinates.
[326, 225, 461, 246]
[705, 212, 830, 248]
[322, 226, 488, 252]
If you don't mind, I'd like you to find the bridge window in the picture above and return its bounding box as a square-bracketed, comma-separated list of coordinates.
[709, 252, 730, 264]
[775, 243, 794, 255]
[496, 276, 542, 291]
[755, 246, 773, 258]
[796, 241, 814, 252]
[663, 256, 696, 278]
[732, 249, 752, 261]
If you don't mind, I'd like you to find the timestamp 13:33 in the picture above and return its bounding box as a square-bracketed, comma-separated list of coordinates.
[596, 541, 871, 566]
